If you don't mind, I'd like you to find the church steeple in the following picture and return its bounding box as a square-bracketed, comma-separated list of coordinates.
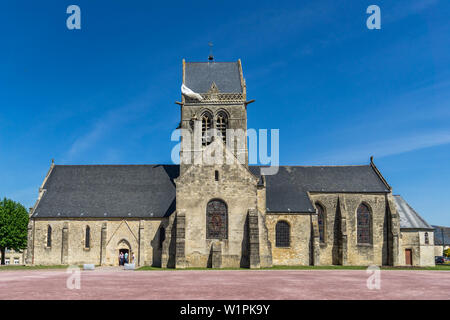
[179, 59, 249, 174]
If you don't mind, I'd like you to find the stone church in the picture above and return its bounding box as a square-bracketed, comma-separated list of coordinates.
[26, 59, 435, 268]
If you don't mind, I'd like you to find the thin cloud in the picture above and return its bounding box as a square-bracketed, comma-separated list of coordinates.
[63, 95, 153, 163]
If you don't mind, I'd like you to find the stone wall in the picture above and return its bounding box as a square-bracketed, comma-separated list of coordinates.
[266, 214, 313, 265]
[175, 146, 264, 267]
[29, 218, 166, 266]
[180, 103, 248, 175]
[399, 229, 435, 266]
[308, 193, 393, 266]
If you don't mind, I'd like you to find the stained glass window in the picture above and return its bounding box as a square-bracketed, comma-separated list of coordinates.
[317, 203, 325, 243]
[357, 203, 371, 244]
[276, 221, 290, 247]
[206, 200, 228, 239]
[47, 225, 52, 247]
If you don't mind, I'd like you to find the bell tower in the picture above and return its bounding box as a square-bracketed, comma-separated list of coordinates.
[179, 59, 250, 175]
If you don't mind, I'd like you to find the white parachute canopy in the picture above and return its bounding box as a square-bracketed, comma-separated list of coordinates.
[181, 84, 203, 101]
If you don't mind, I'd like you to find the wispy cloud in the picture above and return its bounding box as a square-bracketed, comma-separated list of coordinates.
[62, 94, 154, 163]
[311, 130, 450, 164]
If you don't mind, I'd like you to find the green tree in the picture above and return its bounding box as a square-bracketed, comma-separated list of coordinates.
[0, 198, 29, 265]
[444, 248, 450, 258]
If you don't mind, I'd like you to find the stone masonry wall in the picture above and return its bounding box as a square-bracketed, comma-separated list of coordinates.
[266, 214, 313, 265]
[309, 193, 390, 266]
[175, 160, 260, 268]
[399, 230, 435, 266]
[30, 218, 166, 266]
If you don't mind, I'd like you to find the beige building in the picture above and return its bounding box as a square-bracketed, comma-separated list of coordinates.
[26, 59, 435, 268]
[0, 249, 25, 265]
[394, 195, 435, 266]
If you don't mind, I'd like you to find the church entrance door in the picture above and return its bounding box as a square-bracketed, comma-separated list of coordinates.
[405, 249, 412, 265]
[119, 249, 129, 265]
[117, 239, 132, 266]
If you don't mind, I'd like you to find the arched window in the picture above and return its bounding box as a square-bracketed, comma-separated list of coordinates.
[159, 227, 166, 249]
[201, 111, 212, 146]
[275, 221, 290, 247]
[316, 203, 325, 243]
[357, 203, 371, 244]
[85, 226, 91, 249]
[424, 232, 429, 245]
[206, 199, 228, 239]
[216, 111, 228, 144]
[47, 225, 52, 247]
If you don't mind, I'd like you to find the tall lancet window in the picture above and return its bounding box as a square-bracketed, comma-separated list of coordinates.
[357, 203, 371, 244]
[316, 203, 325, 243]
[201, 111, 212, 146]
[85, 226, 91, 249]
[47, 225, 52, 248]
[216, 111, 228, 144]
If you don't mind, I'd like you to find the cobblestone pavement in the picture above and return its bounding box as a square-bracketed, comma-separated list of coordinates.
[0, 269, 449, 300]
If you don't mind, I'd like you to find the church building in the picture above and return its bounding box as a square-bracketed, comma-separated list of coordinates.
[26, 59, 435, 268]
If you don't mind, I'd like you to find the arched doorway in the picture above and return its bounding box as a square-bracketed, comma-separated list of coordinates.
[117, 239, 131, 266]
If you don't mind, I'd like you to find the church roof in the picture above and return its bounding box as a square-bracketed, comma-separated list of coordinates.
[32, 164, 390, 219]
[394, 195, 434, 230]
[32, 165, 178, 219]
[432, 225, 450, 246]
[184, 61, 243, 93]
[250, 165, 390, 213]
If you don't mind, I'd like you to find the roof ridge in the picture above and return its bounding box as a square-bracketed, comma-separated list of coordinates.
[54, 164, 177, 167]
[250, 165, 370, 168]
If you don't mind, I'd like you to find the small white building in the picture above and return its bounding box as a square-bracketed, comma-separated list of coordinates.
[394, 195, 435, 266]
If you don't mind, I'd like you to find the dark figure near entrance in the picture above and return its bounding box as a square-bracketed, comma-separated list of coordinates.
[119, 252, 124, 266]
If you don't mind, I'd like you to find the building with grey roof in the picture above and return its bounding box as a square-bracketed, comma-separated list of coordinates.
[26, 59, 435, 268]
[393, 195, 435, 266]
[432, 225, 450, 257]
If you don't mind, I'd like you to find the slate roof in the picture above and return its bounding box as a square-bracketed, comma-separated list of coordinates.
[433, 226, 450, 246]
[394, 195, 434, 230]
[32, 165, 178, 219]
[251, 165, 390, 213]
[184, 62, 243, 93]
[32, 164, 390, 218]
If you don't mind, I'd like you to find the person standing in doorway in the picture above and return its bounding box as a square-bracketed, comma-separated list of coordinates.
[132, 252, 135, 264]
[124, 251, 129, 264]
[119, 252, 124, 266]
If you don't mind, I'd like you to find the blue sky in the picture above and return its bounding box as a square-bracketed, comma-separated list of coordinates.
[0, 0, 449, 225]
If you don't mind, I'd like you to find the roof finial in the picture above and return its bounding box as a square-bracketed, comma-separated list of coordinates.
[370, 155, 374, 163]
[51, 158, 55, 165]
[208, 42, 214, 62]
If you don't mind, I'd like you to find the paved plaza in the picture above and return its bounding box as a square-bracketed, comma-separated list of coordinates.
[0, 269, 448, 300]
